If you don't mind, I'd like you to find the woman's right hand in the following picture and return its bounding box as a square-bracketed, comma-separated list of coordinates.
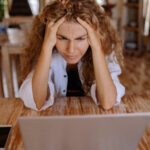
[42, 16, 66, 51]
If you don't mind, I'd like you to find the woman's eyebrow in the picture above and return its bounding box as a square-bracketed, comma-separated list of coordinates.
[56, 34, 87, 39]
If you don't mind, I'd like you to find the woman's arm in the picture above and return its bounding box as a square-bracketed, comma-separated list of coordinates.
[90, 51, 125, 108]
[77, 17, 117, 110]
[91, 46, 117, 110]
[32, 45, 53, 110]
[32, 16, 66, 110]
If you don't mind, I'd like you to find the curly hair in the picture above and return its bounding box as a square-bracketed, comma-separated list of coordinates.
[19, 0, 124, 93]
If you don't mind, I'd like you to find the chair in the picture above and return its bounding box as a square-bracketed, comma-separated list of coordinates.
[0, 16, 33, 97]
[0, 52, 4, 97]
[1, 43, 25, 97]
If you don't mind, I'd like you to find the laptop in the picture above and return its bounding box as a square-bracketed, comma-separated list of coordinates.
[18, 113, 150, 150]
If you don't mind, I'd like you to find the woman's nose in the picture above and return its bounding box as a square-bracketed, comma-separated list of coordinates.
[67, 41, 75, 53]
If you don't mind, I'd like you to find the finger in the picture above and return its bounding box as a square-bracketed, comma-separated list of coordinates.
[77, 17, 91, 31]
[47, 20, 55, 27]
[54, 16, 66, 28]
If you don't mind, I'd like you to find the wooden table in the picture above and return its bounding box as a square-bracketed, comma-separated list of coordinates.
[0, 96, 150, 150]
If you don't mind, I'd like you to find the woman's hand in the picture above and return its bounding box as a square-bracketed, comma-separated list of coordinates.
[77, 17, 102, 51]
[43, 16, 66, 50]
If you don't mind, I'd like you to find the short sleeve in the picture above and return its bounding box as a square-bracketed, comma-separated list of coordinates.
[90, 51, 125, 106]
[18, 69, 55, 111]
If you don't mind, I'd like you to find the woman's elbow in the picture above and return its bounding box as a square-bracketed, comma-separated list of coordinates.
[35, 101, 44, 110]
[34, 97, 46, 110]
[36, 103, 43, 110]
[33, 90, 50, 110]
[98, 95, 116, 110]
[101, 101, 115, 110]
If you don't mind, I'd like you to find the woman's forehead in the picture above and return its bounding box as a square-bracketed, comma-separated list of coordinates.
[57, 21, 87, 36]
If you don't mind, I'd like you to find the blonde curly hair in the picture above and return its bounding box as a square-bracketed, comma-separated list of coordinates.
[19, 0, 124, 93]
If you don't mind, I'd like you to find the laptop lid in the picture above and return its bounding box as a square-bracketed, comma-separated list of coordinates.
[18, 113, 150, 150]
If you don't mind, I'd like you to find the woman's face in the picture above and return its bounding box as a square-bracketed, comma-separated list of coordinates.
[56, 21, 89, 64]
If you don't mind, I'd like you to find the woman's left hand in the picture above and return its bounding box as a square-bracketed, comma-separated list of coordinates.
[77, 17, 102, 51]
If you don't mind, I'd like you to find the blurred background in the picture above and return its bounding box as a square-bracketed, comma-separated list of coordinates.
[0, 0, 149, 98]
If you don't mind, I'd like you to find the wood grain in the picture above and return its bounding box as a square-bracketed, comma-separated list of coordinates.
[0, 96, 150, 150]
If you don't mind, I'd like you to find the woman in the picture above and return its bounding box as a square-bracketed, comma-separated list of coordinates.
[19, 0, 125, 111]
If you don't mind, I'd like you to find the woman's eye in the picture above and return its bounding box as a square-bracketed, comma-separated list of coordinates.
[77, 38, 85, 40]
[57, 37, 86, 40]
[58, 37, 66, 40]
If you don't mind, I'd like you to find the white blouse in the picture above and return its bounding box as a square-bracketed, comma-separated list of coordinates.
[19, 51, 125, 111]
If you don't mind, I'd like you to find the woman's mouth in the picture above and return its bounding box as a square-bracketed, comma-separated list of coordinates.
[66, 55, 77, 59]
